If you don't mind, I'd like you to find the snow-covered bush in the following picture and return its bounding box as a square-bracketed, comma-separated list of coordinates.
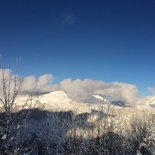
[127, 113, 155, 154]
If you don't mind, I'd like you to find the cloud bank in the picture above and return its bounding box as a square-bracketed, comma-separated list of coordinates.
[0, 69, 59, 97]
[60, 79, 139, 106]
[22, 74, 59, 95]
[0, 69, 144, 106]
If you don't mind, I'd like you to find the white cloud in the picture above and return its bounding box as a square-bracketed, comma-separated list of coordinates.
[0, 69, 147, 106]
[22, 74, 59, 95]
[21, 76, 37, 93]
[0, 69, 58, 96]
[34, 74, 56, 93]
[60, 79, 139, 106]
[95, 82, 139, 106]
[148, 87, 155, 95]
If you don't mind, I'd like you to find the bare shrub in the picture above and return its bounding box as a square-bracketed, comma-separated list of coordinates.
[0, 69, 35, 154]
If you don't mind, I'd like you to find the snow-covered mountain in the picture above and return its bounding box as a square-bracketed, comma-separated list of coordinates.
[38, 91, 93, 113]
[14, 90, 155, 114]
[136, 96, 155, 110]
[144, 96, 155, 108]
[15, 91, 92, 114]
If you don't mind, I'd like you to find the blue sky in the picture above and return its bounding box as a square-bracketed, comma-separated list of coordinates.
[0, 0, 155, 95]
